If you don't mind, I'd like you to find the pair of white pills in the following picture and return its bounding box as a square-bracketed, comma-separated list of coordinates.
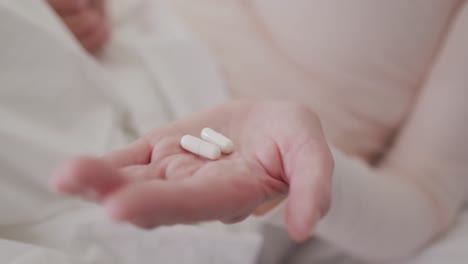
[180, 128, 234, 160]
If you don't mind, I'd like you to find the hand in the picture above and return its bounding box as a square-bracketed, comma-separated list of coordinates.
[51, 100, 334, 242]
[47, 0, 110, 54]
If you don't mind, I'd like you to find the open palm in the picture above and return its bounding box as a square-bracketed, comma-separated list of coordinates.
[51, 100, 333, 242]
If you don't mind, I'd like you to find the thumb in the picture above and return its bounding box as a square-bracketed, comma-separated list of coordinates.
[283, 139, 334, 242]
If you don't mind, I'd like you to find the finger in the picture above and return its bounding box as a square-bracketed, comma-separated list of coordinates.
[47, 0, 89, 14]
[102, 138, 152, 168]
[104, 163, 266, 228]
[116, 154, 202, 182]
[284, 140, 334, 242]
[62, 8, 101, 37]
[119, 163, 166, 181]
[112, 153, 202, 182]
[52, 159, 170, 201]
[80, 20, 110, 54]
[50, 136, 181, 198]
[51, 157, 128, 200]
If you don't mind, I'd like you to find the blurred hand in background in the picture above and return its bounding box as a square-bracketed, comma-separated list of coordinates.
[47, 0, 110, 54]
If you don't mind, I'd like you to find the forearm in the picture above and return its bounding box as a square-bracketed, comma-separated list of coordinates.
[262, 147, 464, 262]
[318, 3, 468, 260]
[314, 148, 455, 261]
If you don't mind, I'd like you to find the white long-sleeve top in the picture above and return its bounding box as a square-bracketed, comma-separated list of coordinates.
[170, 0, 468, 261]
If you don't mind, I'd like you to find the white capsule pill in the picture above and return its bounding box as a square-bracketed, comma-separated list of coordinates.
[180, 135, 221, 160]
[201, 128, 234, 154]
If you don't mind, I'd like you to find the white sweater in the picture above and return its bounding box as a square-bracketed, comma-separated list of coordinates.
[170, 0, 468, 261]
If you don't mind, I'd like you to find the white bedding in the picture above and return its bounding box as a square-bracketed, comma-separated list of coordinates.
[0, 0, 467, 263]
[0, 1, 262, 263]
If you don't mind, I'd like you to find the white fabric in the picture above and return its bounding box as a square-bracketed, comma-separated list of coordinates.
[260, 149, 468, 264]
[0, 0, 263, 263]
[1, 0, 468, 264]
